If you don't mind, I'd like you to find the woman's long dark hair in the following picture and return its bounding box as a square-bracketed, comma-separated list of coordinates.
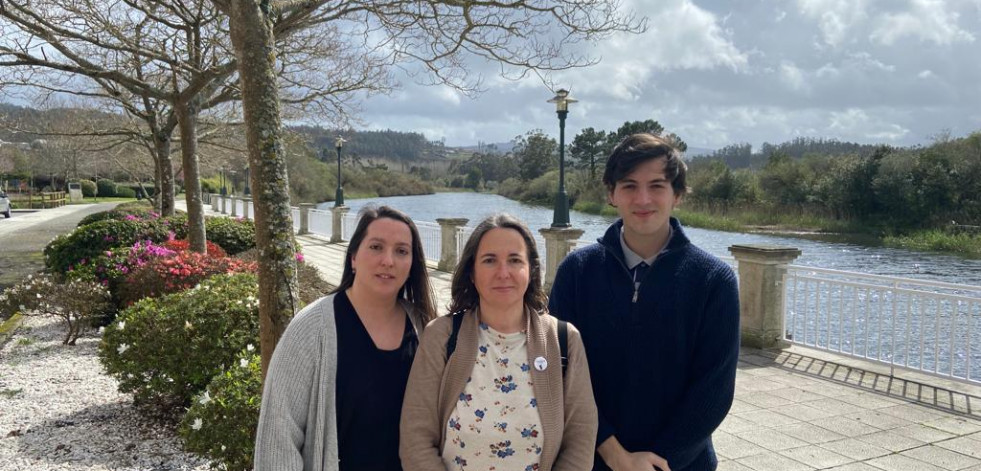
[449, 213, 546, 314]
[331, 205, 436, 323]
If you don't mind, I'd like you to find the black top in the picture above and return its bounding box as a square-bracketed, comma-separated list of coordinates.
[334, 291, 418, 471]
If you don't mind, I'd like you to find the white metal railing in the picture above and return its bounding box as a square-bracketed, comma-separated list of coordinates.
[784, 266, 981, 385]
[291, 207, 301, 233]
[415, 221, 442, 264]
[343, 212, 358, 241]
[309, 209, 332, 237]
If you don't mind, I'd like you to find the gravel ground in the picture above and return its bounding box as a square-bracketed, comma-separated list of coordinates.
[0, 315, 211, 471]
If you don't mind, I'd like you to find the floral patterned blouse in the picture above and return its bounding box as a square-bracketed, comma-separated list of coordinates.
[442, 322, 544, 471]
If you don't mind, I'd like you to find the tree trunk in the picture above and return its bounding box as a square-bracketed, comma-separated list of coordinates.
[176, 100, 208, 253]
[154, 131, 177, 216]
[226, 0, 299, 381]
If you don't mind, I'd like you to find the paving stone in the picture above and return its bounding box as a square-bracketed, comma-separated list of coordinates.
[867, 453, 948, 471]
[737, 409, 801, 427]
[717, 460, 755, 471]
[936, 437, 981, 459]
[924, 417, 981, 436]
[765, 373, 824, 388]
[729, 399, 761, 414]
[835, 392, 905, 410]
[812, 416, 883, 437]
[713, 432, 768, 460]
[769, 387, 828, 403]
[804, 383, 855, 398]
[737, 451, 816, 471]
[740, 391, 798, 409]
[775, 422, 847, 444]
[857, 430, 927, 452]
[778, 444, 852, 469]
[877, 404, 946, 423]
[891, 424, 958, 443]
[738, 429, 809, 451]
[772, 403, 839, 422]
[735, 377, 786, 392]
[826, 462, 881, 471]
[720, 414, 765, 434]
[843, 409, 915, 430]
[902, 444, 981, 470]
[818, 438, 891, 461]
[808, 398, 867, 416]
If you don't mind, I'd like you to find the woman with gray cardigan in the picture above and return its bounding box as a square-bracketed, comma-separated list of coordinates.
[400, 214, 598, 471]
[254, 206, 437, 471]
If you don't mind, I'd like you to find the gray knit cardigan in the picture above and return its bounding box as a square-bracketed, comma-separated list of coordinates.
[253, 293, 425, 471]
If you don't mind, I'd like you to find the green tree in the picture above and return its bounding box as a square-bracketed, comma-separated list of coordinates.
[569, 127, 608, 180]
[513, 130, 557, 180]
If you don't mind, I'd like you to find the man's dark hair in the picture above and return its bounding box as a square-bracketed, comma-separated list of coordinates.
[602, 133, 689, 196]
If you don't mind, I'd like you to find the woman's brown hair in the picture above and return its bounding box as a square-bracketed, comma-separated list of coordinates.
[331, 205, 437, 323]
[449, 213, 546, 314]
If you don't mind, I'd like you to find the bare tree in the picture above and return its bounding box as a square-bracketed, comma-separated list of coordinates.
[211, 0, 643, 378]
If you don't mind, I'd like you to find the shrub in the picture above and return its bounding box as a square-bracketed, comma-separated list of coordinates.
[77, 205, 159, 228]
[115, 186, 137, 198]
[99, 273, 261, 414]
[0, 274, 111, 345]
[205, 217, 256, 255]
[162, 239, 227, 258]
[179, 350, 261, 471]
[80, 179, 97, 197]
[96, 178, 117, 197]
[69, 240, 179, 315]
[45, 219, 173, 274]
[235, 249, 333, 305]
[116, 251, 256, 306]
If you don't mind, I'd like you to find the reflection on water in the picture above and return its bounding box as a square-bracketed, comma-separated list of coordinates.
[321, 193, 981, 286]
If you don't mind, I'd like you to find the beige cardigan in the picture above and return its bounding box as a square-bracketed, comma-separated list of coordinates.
[400, 308, 598, 471]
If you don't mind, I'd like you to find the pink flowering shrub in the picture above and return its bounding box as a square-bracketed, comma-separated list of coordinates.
[116, 251, 257, 307]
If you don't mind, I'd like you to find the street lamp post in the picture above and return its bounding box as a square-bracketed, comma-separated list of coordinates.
[548, 89, 577, 228]
[334, 137, 346, 207]
[244, 166, 251, 196]
[220, 167, 227, 196]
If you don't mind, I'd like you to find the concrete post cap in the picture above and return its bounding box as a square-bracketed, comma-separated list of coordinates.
[436, 218, 469, 226]
[728, 244, 802, 263]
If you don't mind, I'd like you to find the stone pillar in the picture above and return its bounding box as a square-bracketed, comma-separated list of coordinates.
[212, 194, 220, 213]
[539, 227, 585, 292]
[242, 198, 253, 220]
[436, 218, 469, 272]
[728, 244, 802, 349]
[298, 203, 315, 235]
[220, 195, 227, 214]
[330, 205, 350, 243]
[230, 196, 238, 217]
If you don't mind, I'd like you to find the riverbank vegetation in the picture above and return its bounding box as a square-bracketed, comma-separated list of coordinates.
[437, 123, 981, 256]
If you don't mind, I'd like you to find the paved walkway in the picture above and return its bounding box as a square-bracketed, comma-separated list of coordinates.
[186, 200, 981, 471]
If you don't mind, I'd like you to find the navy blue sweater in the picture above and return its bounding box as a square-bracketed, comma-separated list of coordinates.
[548, 218, 739, 471]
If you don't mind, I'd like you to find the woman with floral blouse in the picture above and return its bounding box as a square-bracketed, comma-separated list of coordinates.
[400, 214, 598, 471]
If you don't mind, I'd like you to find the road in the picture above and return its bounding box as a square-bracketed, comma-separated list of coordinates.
[0, 204, 118, 289]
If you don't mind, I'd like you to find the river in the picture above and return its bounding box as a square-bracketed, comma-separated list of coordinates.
[320, 192, 981, 287]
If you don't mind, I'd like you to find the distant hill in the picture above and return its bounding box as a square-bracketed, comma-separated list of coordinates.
[456, 141, 515, 154]
[290, 126, 447, 161]
[684, 146, 714, 158]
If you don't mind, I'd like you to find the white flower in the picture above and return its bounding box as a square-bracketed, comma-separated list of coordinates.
[191, 418, 203, 430]
[199, 391, 211, 405]
[240, 358, 249, 368]
[246, 344, 255, 352]
[221, 445, 226, 451]
[36, 293, 42, 299]
[185, 320, 193, 329]
[99, 327, 105, 334]
[117, 343, 129, 354]
[117, 321, 126, 330]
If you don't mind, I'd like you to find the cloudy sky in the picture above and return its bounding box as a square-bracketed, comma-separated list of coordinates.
[356, 0, 981, 152]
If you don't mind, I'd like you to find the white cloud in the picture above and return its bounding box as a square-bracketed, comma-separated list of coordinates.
[829, 108, 910, 140]
[870, 0, 976, 45]
[779, 62, 810, 92]
[918, 69, 936, 79]
[798, 0, 870, 47]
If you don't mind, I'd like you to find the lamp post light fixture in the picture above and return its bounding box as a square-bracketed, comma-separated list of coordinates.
[547, 88, 577, 228]
[334, 137, 346, 207]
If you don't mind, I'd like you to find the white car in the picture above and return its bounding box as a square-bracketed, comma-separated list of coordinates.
[0, 192, 10, 218]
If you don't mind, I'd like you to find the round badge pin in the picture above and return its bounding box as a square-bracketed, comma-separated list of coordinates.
[534, 356, 548, 371]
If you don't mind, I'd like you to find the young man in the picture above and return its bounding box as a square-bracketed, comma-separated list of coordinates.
[549, 133, 740, 471]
